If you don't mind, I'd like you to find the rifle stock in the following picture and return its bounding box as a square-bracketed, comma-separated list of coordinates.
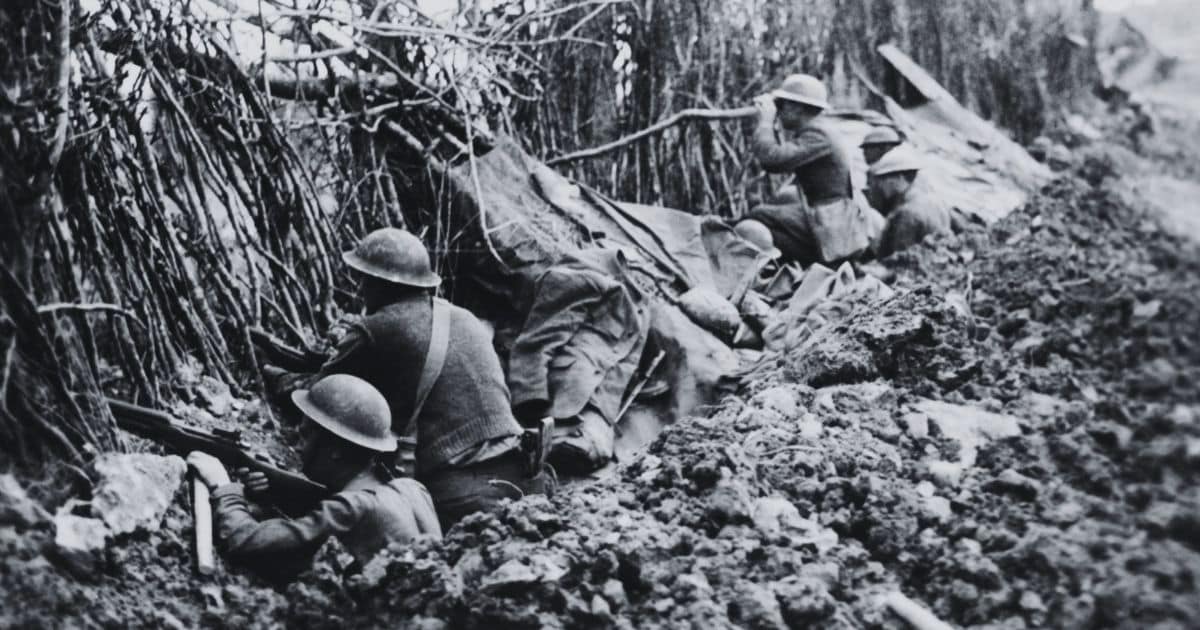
[106, 398, 329, 516]
[249, 328, 327, 373]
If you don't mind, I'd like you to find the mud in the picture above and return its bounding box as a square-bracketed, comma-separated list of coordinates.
[2, 145, 1200, 628]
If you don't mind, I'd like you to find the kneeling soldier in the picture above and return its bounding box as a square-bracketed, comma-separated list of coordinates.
[868, 146, 953, 258]
[187, 374, 442, 577]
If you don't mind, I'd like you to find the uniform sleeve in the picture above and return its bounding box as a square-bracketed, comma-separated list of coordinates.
[211, 483, 370, 563]
[752, 122, 834, 174]
[318, 324, 372, 379]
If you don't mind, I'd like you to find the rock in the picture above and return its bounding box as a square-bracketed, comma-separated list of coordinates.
[915, 481, 936, 498]
[590, 594, 612, 619]
[200, 584, 225, 613]
[479, 551, 569, 595]
[602, 578, 628, 611]
[1132, 299, 1162, 321]
[1012, 335, 1046, 356]
[730, 581, 786, 629]
[997, 311, 1030, 336]
[927, 461, 965, 487]
[92, 453, 186, 536]
[707, 475, 752, 525]
[750, 496, 837, 552]
[922, 496, 953, 523]
[52, 502, 109, 578]
[1137, 502, 1178, 536]
[772, 576, 836, 626]
[752, 497, 802, 535]
[797, 562, 840, 589]
[911, 399, 1022, 466]
[902, 413, 930, 439]
[0, 473, 50, 528]
[196, 376, 234, 416]
[1045, 500, 1084, 525]
[1024, 392, 1070, 419]
[1130, 358, 1178, 395]
[1019, 591, 1047, 612]
[797, 415, 823, 441]
[751, 386, 801, 418]
[1088, 421, 1133, 451]
[674, 572, 714, 600]
[986, 469, 1042, 501]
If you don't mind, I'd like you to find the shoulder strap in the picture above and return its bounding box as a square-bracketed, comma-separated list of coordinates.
[401, 298, 451, 441]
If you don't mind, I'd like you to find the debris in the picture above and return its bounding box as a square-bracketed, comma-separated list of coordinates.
[479, 552, 570, 595]
[0, 474, 50, 528]
[902, 413, 930, 439]
[922, 496, 953, 522]
[986, 469, 1042, 501]
[52, 503, 109, 579]
[926, 461, 965, 488]
[773, 576, 836, 625]
[750, 386, 801, 419]
[196, 376, 234, 417]
[910, 399, 1022, 466]
[707, 475, 753, 525]
[731, 581, 786, 629]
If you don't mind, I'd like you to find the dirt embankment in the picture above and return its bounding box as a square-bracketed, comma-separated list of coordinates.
[3, 144, 1199, 629]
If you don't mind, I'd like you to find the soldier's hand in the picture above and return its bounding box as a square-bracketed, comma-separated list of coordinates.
[187, 451, 231, 489]
[235, 467, 271, 496]
[754, 94, 776, 119]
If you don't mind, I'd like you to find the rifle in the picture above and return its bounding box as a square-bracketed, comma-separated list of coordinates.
[106, 398, 329, 517]
[249, 327, 327, 373]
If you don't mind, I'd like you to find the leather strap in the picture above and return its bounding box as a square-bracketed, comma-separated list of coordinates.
[400, 297, 451, 442]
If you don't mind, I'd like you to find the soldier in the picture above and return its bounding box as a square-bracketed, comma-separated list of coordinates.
[860, 126, 903, 166]
[324, 228, 549, 527]
[868, 146, 953, 258]
[187, 374, 441, 577]
[738, 74, 871, 265]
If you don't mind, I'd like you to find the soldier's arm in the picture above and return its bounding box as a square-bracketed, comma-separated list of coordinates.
[752, 124, 833, 173]
[317, 325, 372, 380]
[210, 483, 370, 563]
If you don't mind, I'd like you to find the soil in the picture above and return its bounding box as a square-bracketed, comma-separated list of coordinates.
[2, 132, 1199, 628]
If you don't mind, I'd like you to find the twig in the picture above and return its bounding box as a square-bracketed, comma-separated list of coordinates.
[37, 302, 140, 322]
[546, 106, 756, 166]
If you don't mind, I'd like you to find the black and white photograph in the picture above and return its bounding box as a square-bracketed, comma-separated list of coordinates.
[1, 0, 1197, 627]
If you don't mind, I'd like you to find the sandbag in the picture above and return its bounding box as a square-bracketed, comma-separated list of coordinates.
[808, 197, 873, 263]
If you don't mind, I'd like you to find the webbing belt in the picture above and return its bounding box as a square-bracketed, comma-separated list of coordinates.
[398, 297, 451, 446]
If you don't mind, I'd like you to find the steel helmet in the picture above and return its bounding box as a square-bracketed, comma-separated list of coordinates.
[291, 374, 397, 452]
[772, 74, 829, 110]
[342, 228, 441, 288]
[734, 219, 779, 258]
[868, 145, 923, 177]
[860, 126, 902, 147]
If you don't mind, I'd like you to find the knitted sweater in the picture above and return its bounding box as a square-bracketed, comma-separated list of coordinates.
[323, 294, 523, 473]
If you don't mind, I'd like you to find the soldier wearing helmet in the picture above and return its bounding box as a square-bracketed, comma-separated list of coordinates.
[187, 374, 442, 577]
[737, 74, 872, 265]
[867, 146, 952, 258]
[860, 126, 903, 166]
[321, 227, 547, 527]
